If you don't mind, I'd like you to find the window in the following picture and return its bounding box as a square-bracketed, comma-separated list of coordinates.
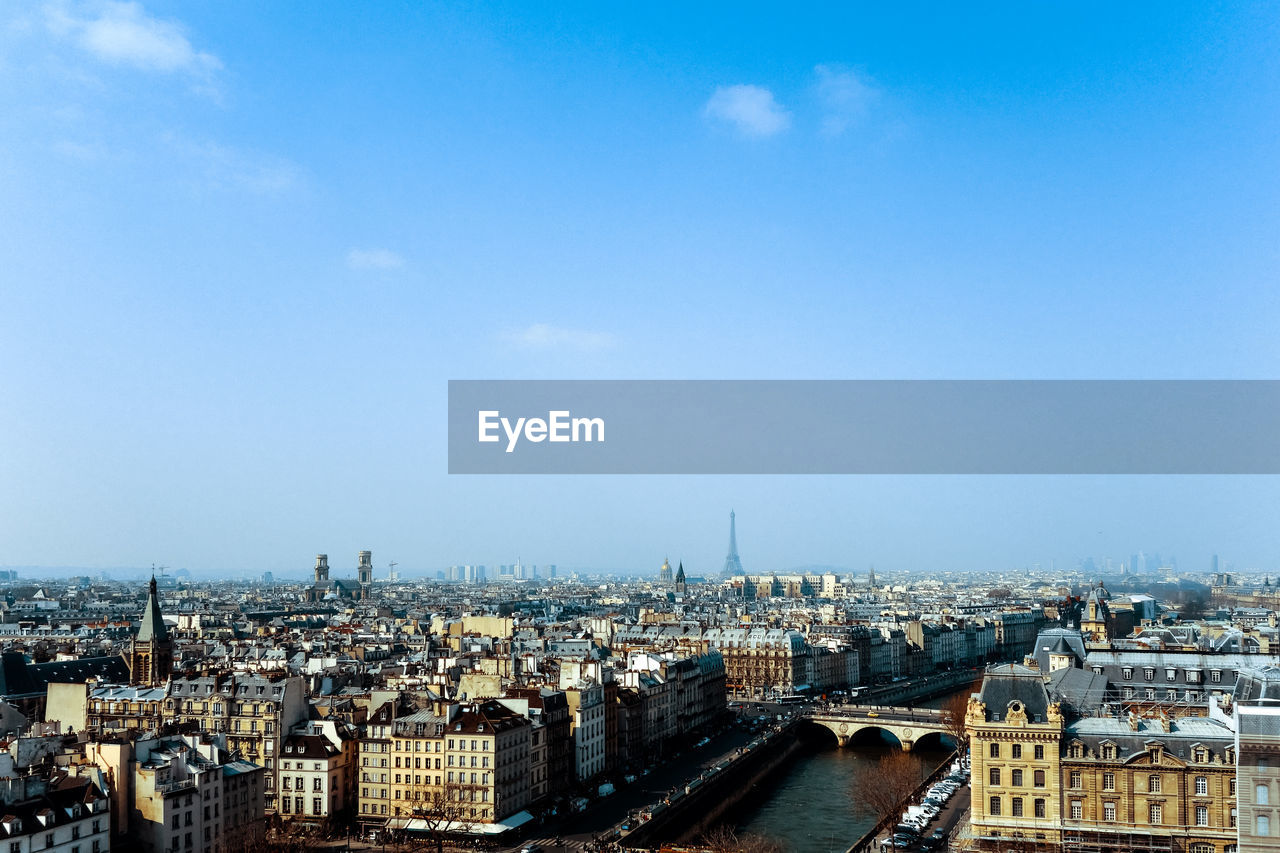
[1211, 670, 1222, 683]
[989, 743, 1000, 758]
[1231, 808, 1237, 828]
[1167, 668, 1177, 682]
[1144, 667, 1155, 681]
[1070, 771, 1082, 789]
[1149, 775, 1162, 793]
[1150, 803, 1162, 825]
[1146, 688, 1156, 700]
[1012, 798, 1023, 817]
[1259, 784, 1270, 805]
[1123, 667, 1133, 679]
[1012, 744, 1022, 759]
[1011, 769, 1023, 786]
[1196, 776, 1208, 796]
[1033, 770, 1045, 788]
[1104, 802, 1116, 822]
[1034, 745, 1044, 760]
[1102, 745, 1115, 760]
[1230, 779, 1236, 797]
[1103, 772, 1115, 791]
[1034, 799, 1045, 819]
[989, 797, 1001, 816]
[990, 768, 1001, 786]
[1189, 846, 1214, 853]
[1259, 815, 1271, 837]
[1196, 805, 1208, 827]
[1070, 802, 1082, 820]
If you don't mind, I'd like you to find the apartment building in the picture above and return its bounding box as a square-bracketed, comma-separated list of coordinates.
[166, 674, 308, 812]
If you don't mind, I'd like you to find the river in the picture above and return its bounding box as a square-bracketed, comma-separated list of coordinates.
[725, 688, 969, 853]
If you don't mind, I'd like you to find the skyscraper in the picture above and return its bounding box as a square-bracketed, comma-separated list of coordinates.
[721, 510, 744, 576]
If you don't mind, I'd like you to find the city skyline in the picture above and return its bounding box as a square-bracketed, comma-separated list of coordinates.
[2, 3, 1278, 572]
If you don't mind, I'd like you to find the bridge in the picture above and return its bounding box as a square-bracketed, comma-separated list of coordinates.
[802, 705, 958, 752]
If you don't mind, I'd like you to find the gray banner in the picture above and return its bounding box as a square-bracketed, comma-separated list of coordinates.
[447, 380, 1280, 474]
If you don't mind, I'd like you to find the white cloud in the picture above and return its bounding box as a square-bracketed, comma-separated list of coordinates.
[346, 248, 406, 271]
[163, 133, 300, 195]
[814, 64, 879, 137]
[703, 84, 790, 137]
[44, 1, 221, 76]
[503, 324, 614, 351]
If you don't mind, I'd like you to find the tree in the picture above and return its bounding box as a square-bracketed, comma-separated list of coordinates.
[699, 826, 785, 853]
[941, 680, 981, 757]
[986, 588, 1012, 600]
[395, 778, 477, 853]
[849, 751, 925, 824]
[1181, 593, 1208, 621]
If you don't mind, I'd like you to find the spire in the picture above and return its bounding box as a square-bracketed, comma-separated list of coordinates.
[721, 510, 744, 576]
[136, 575, 169, 643]
[675, 562, 686, 584]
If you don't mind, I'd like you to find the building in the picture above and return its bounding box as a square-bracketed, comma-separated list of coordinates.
[356, 699, 397, 834]
[88, 734, 265, 853]
[0, 773, 110, 853]
[130, 577, 174, 686]
[1235, 669, 1280, 853]
[703, 628, 809, 698]
[278, 720, 357, 827]
[559, 675, 605, 784]
[166, 674, 308, 813]
[967, 662, 1238, 853]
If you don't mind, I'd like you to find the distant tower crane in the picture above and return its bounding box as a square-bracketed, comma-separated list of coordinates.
[387, 561, 399, 582]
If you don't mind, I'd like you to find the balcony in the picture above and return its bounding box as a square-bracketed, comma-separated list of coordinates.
[156, 778, 197, 795]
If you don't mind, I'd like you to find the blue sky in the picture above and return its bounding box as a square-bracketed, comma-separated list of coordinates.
[2, 2, 1278, 577]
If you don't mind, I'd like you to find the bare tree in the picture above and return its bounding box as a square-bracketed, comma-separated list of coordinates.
[393, 778, 477, 853]
[699, 825, 786, 853]
[849, 751, 925, 824]
[942, 680, 981, 757]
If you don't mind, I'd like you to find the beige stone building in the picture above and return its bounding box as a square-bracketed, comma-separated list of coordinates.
[968, 663, 1238, 853]
[165, 674, 308, 813]
[359, 700, 532, 834]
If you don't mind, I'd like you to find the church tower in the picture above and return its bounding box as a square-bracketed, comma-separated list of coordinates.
[130, 577, 173, 686]
[674, 561, 687, 595]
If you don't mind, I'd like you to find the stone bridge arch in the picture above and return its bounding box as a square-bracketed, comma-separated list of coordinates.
[805, 718, 913, 750]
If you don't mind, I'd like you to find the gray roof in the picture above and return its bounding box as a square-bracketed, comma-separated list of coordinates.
[1031, 628, 1087, 673]
[136, 578, 170, 643]
[1048, 666, 1109, 714]
[979, 664, 1051, 722]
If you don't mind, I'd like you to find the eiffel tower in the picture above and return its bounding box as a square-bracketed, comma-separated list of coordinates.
[721, 510, 744, 576]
